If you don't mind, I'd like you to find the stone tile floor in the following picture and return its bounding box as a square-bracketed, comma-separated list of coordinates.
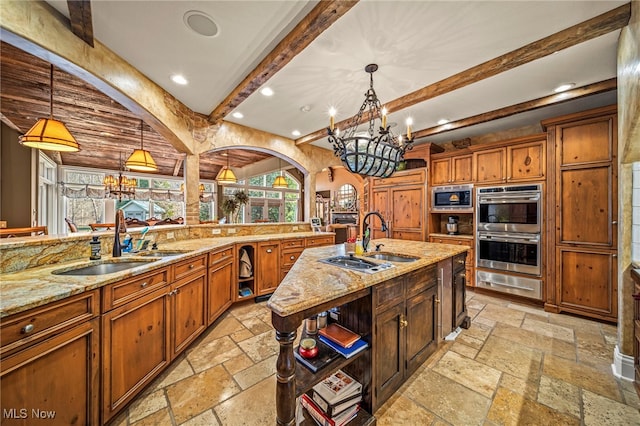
[109, 291, 640, 425]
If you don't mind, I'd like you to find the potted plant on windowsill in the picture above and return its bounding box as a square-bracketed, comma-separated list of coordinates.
[221, 190, 249, 223]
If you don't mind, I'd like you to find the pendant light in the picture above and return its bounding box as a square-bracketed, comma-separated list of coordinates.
[19, 64, 80, 152]
[272, 157, 289, 189]
[216, 150, 237, 183]
[126, 120, 158, 172]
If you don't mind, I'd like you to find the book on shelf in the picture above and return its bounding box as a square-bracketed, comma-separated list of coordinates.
[312, 369, 362, 405]
[301, 393, 359, 426]
[318, 335, 368, 359]
[312, 389, 362, 418]
[318, 323, 361, 348]
[294, 339, 341, 373]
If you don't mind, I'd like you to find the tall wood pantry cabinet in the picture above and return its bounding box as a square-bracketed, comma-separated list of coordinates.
[542, 105, 618, 322]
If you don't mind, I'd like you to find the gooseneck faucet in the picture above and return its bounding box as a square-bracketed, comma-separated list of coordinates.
[113, 209, 125, 257]
[362, 211, 388, 252]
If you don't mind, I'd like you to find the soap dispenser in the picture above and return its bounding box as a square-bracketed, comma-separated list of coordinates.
[90, 236, 101, 260]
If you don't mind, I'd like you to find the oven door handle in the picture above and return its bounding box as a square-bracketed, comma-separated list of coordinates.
[478, 193, 540, 203]
[478, 234, 540, 243]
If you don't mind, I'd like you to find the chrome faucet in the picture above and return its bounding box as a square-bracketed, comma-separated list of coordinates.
[112, 209, 125, 257]
[362, 211, 388, 252]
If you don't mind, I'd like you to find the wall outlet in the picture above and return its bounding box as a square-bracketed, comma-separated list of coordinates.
[292, 226, 298, 230]
[211, 229, 221, 235]
[167, 232, 174, 239]
[228, 228, 236, 234]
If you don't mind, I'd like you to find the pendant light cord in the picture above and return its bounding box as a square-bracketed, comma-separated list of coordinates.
[49, 64, 54, 119]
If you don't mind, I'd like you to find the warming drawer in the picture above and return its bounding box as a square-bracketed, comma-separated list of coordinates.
[476, 270, 542, 300]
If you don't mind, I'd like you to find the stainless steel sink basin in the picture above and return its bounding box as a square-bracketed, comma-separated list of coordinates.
[53, 259, 157, 276]
[137, 250, 189, 258]
[365, 252, 420, 262]
[319, 255, 394, 273]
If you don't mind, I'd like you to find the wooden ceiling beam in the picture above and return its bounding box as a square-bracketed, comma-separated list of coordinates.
[296, 3, 631, 145]
[414, 78, 617, 139]
[208, 0, 359, 124]
[67, 0, 94, 48]
[173, 158, 183, 176]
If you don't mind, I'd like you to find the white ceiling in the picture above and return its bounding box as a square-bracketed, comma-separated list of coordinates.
[45, 0, 626, 151]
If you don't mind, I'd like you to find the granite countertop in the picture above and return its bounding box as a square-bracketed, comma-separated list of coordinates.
[267, 238, 469, 317]
[0, 231, 331, 318]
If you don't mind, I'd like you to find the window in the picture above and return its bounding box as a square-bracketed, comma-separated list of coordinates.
[335, 184, 357, 211]
[38, 153, 58, 233]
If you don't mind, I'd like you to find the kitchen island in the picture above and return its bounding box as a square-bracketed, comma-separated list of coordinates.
[267, 238, 469, 425]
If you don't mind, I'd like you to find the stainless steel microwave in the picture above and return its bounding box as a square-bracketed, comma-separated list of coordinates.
[431, 184, 473, 212]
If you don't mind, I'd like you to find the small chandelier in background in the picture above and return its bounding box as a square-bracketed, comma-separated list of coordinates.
[126, 120, 158, 172]
[327, 64, 413, 178]
[19, 64, 80, 152]
[272, 157, 289, 189]
[104, 154, 137, 200]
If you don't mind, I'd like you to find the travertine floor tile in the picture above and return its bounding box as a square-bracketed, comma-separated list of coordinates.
[229, 328, 254, 343]
[233, 354, 277, 390]
[166, 364, 241, 424]
[499, 373, 539, 401]
[537, 375, 581, 418]
[461, 321, 492, 342]
[214, 376, 277, 426]
[491, 323, 576, 360]
[187, 335, 243, 373]
[458, 333, 485, 349]
[450, 340, 480, 359]
[153, 357, 195, 390]
[202, 315, 245, 341]
[506, 303, 549, 318]
[433, 351, 502, 398]
[179, 409, 220, 426]
[476, 303, 526, 327]
[222, 353, 254, 376]
[128, 389, 167, 423]
[404, 370, 491, 426]
[236, 330, 278, 362]
[487, 387, 579, 426]
[543, 354, 622, 402]
[582, 389, 640, 425]
[376, 394, 436, 425]
[241, 316, 272, 335]
[476, 335, 543, 381]
[521, 317, 574, 343]
[130, 408, 173, 426]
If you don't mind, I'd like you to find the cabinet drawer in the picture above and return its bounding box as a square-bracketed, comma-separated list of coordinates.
[374, 277, 405, 312]
[306, 235, 334, 247]
[174, 254, 207, 281]
[405, 266, 437, 298]
[281, 238, 305, 249]
[102, 268, 169, 311]
[281, 249, 303, 268]
[1, 290, 100, 357]
[372, 168, 425, 187]
[209, 246, 234, 267]
[430, 236, 473, 247]
[453, 252, 467, 271]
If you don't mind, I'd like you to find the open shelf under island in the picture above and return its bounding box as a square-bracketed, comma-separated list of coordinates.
[267, 238, 470, 425]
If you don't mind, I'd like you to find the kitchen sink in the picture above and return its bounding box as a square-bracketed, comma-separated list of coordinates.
[319, 255, 394, 273]
[365, 252, 420, 262]
[53, 259, 157, 276]
[137, 250, 190, 258]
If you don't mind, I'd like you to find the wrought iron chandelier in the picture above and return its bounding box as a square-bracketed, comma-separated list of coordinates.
[327, 64, 413, 178]
[104, 154, 137, 200]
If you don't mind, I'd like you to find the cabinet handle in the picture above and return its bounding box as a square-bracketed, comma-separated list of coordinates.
[612, 221, 617, 225]
[633, 293, 640, 300]
[266, 249, 272, 253]
[140, 282, 148, 288]
[457, 259, 464, 264]
[399, 316, 408, 329]
[612, 254, 617, 258]
[435, 298, 440, 304]
[21, 324, 35, 334]
[290, 255, 295, 260]
[189, 264, 195, 269]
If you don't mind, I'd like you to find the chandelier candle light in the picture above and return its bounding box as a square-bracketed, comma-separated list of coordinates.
[327, 64, 413, 177]
[104, 154, 137, 200]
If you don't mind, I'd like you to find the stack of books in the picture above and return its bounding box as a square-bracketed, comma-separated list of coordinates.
[301, 369, 362, 426]
[317, 323, 368, 359]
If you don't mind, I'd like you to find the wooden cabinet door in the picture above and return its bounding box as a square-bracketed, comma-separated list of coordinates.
[405, 285, 438, 375]
[1, 319, 100, 426]
[473, 147, 506, 183]
[431, 158, 451, 185]
[507, 140, 545, 182]
[102, 287, 170, 422]
[371, 188, 390, 239]
[391, 185, 424, 232]
[208, 259, 233, 325]
[556, 247, 617, 320]
[257, 241, 280, 295]
[170, 273, 207, 358]
[451, 155, 473, 183]
[452, 254, 468, 328]
[374, 302, 405, 408]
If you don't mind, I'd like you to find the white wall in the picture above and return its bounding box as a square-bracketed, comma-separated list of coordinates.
[633, 162, 640, 263]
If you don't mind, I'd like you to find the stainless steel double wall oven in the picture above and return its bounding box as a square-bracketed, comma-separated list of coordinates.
[475, 183, 543, 299]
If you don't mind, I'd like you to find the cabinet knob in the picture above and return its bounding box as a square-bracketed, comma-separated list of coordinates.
[189, 264, 195, 269]
[612, 254, 617, 258]
[612, 221, 617, 225]
[21, 324, 35, 334]
[141, 282, 148, 288]
[399, 316, 408, 328]
[435, 298, 440, 304]
[266, 249, 272, 253]
[290, 255, 295, 260]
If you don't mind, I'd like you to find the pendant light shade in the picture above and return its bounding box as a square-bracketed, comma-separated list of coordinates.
[19, 65, 80, 152]
[272, 157, 289, 189]
[126, 120, 157, 172]
[216, 150, 237, 183]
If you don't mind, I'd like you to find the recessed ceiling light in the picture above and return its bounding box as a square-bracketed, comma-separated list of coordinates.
[232, 112, 244, 119]
[171, 74, 188, 85]
[437, 119, 449, 125]
[184, 10, 219, 37]
[292, 130, 301, 137]
[260, 87, 274, 97]
[300, 105, 312, 113]
[554, 83, 575, 93]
